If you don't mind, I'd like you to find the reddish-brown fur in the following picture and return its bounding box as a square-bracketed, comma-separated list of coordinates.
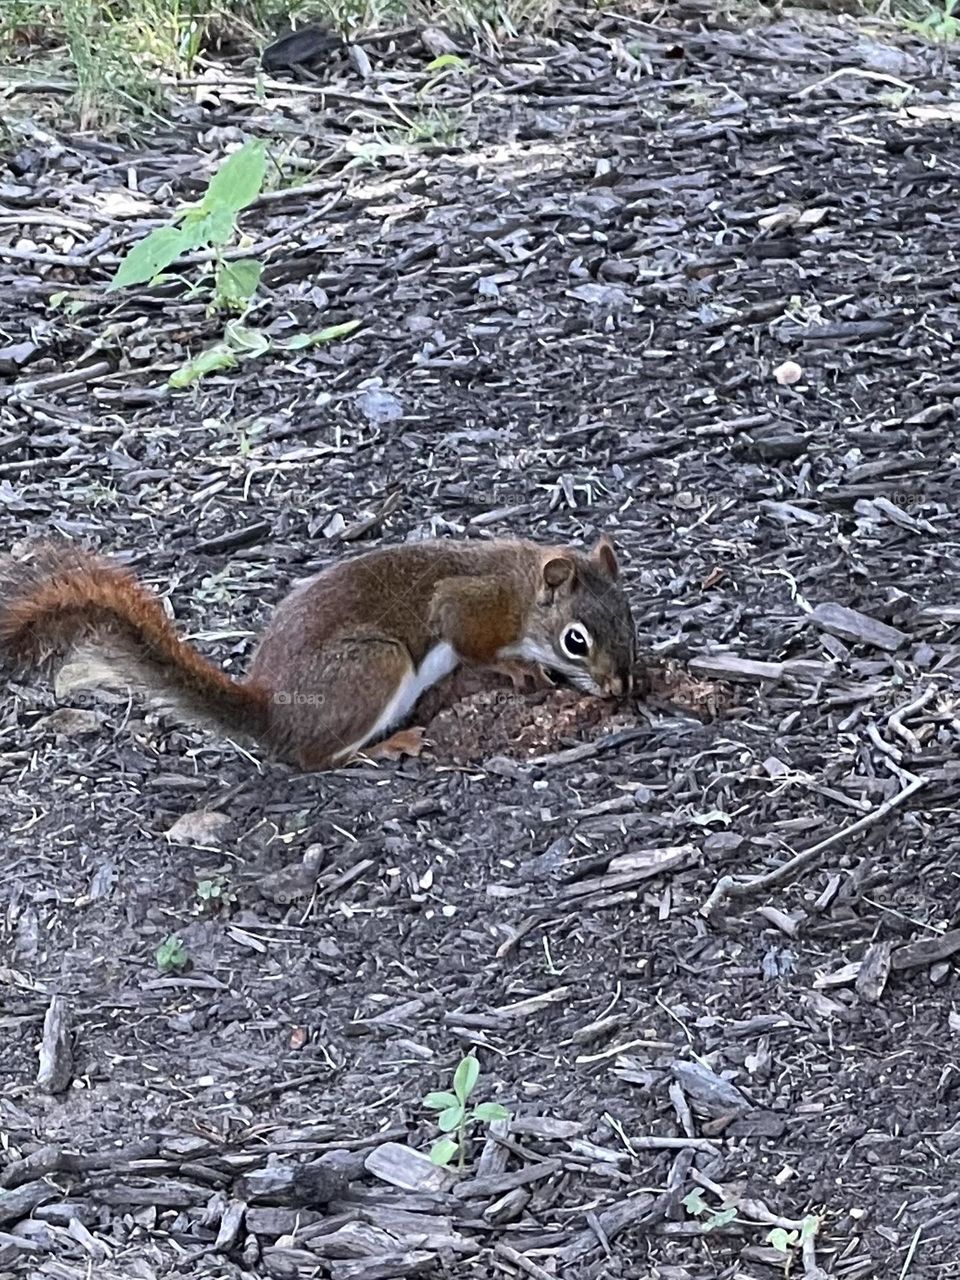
[0, 536, 636, 772]
[427, 577, 525, 663]
[0, 544, 269, 742]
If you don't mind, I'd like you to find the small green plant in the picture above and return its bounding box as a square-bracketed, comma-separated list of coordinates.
[109, 137, 268, 307]
[405, 107, 462, 147]
[2, 0, 211, 128]
[902, 0, 960, 40]
[84, 480, 121, 509]
[195, 873, 237, 912]
[107, 138, 362, 385]
[425, 52, 468, 72]
[682, 1188, 738, 1232]
[423, 1055, 509, 1169]
[168, 316, 362, 387]
[420, 51, 471, 96]
[767, 1216, 821, 1273]
[155, 934, 189, 972]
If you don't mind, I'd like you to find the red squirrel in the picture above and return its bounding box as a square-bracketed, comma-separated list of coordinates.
[0, 536, 636, 771]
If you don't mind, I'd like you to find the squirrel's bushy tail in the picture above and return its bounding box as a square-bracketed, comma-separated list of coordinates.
[0, 541, 269, 742]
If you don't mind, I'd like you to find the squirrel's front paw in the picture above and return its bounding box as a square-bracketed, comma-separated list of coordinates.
[362, 725, 426, 763]
[492, 660, 554, 694]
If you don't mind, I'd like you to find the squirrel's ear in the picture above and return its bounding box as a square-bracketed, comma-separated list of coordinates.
[592, 536, 619, 582]
[542, 556, 576, 594]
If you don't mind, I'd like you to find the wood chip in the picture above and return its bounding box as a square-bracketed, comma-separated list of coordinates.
[364, 1143, 455, 1194]
[809, 602, 908, 651]
[36, 994, 72, 1094]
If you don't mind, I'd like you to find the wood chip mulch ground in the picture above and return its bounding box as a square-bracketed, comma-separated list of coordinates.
[3, 5, 960, 1278]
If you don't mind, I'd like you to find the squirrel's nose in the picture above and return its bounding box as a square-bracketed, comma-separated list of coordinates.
[603, 672, 629, 699]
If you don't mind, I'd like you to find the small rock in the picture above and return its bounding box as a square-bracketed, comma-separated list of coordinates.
[37, 708, 103, 737]
[912, 642, 936, 668]
[774, 359, 803, 386]
[420, 24, 460, 56]
[852, 37, 920, 77]
[165, 810, 235, 848]
[856, 941, 893, 1003]
[483, 755, 531, 780]
[215, 1200, 246, 1251]
[671, 1060, 752, 1117]
[255, 861, 319, 905]
[356, 382, 404, 424]
[566, 282, 630, 309]
[930, 961, 951, 987]
[0, 341, 39, 374]
[727, 1111, 786, 1138]
[703, 831, 745, 855]
[302, 844, 327, 871]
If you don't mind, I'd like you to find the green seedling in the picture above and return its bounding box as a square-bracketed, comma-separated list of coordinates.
[168, 317, 362, 388]
[767, 1215, 821, 1274]
[420, 52, 470, 97]
[155, 934, 189, 972]
[903, 0, 960, 40]
[405, 108, 461, 147]
[195, 873, 236, 912]
[109, 137, 267, 303]
[106, 138, 361, 385]
[425, 53, 468, 72]
[423, 1054, 510, 1169]
[682, 1187, 738, 1232]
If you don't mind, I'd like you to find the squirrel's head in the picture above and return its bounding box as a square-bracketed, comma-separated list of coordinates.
[525, 536, 636, 699]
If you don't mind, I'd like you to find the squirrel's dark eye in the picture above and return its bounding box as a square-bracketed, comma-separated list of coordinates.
[561, 624, 591, 661]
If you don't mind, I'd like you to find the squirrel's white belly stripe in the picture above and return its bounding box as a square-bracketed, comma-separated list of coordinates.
[498, 637, 602, 695]
[355, 641, 459, 754]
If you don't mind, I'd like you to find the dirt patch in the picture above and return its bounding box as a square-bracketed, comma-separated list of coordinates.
[3, 8, 960, 1279]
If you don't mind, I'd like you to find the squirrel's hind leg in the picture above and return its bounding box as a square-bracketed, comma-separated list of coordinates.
[266, 635, 446, 772]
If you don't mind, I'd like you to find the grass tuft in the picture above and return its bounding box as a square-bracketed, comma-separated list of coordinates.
[1, 0, 565, 129]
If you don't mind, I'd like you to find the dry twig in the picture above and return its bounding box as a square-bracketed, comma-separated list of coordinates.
[701, 772, 927, 917]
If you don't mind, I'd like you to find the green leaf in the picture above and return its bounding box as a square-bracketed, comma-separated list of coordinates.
[703, 1207, 738, 1232]
[426, 53, 467, 70]
[202, 138, 267, 216]
[155, 934, 188, 972]
[682, 1189, 708, 1217]
[453, 1056, 479, 1105]
[800, 1215, 820, 1243]
[108, 225, 191, 290]
[429, 1137, 458, 1167]
[276, 318, 363, 350]
[437, 1106, 462, 1133]
[215, 259, 263, 310]
[312, 318, 363, 342]
[168, 343, 237, 388]
[224, 321, 271, 357]
[277, 333, 319, 351]
[423, 1091, 459, 1112]
[472, 1102, 509, 1124]
[766, 1227, 795, 1253]
[179, 206, 237, 249]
